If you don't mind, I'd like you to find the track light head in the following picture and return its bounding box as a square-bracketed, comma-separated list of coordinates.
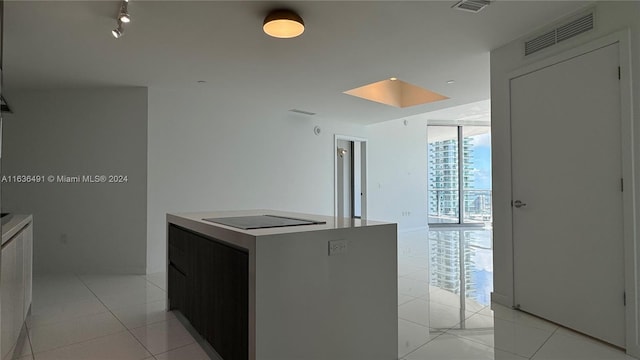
[111, 28, 123, 38]
[112, 21, 124, 38]
[119, 13, 131, 23]
[118, 1, 131, 23]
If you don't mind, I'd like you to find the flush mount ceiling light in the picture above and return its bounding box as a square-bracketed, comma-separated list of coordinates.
[344, 78, 449, 108]
[263, 9, 305, 38]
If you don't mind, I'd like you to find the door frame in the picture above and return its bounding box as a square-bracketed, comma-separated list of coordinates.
[334, 134, 368, 220]
[504, 30, 637, 356]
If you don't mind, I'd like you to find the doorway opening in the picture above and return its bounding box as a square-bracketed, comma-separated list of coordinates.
[334, 135, 367, 219]
[427, 125, 492, 226]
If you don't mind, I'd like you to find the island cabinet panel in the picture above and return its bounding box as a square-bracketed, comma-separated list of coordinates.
[168, 224, 249, 360]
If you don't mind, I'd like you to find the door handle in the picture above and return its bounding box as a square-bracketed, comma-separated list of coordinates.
[514, 200, 527, 208]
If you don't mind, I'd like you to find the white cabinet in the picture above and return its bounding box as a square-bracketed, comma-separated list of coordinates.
[0, 221, 32, 360]
[22, 225, 32, 320]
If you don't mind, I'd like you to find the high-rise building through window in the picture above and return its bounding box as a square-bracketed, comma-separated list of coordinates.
[427, 125, 492, 225]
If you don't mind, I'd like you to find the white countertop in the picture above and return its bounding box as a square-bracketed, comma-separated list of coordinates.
[2, 214, 33, 246]
[168, 209, 391, 237]
[167, 210, 395, 251]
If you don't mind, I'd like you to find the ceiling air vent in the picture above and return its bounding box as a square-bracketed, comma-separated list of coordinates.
[452, 0, 490, 13]
[524, 12, 594, 56]
[289, 109, 316, 116]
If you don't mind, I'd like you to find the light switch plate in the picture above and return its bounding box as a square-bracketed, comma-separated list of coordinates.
[328, 240, 348, 256]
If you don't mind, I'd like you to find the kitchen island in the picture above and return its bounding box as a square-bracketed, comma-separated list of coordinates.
[1, 214, 33, 360]
[167, 210, 397, 360]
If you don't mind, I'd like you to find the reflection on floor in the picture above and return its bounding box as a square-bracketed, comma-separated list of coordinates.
[398, 227, 634, 360]
[15, 272, 208, 360]
[15, 228, 634, 360]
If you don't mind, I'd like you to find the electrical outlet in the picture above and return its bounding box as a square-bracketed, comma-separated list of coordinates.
[328, 240, 348, 256]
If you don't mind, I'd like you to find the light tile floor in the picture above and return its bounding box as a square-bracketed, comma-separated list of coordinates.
[398, 228, 635, 360]
[18, 229, 634, 360]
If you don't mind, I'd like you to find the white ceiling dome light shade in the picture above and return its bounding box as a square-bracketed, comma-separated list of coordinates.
[263, 9, 304, 38]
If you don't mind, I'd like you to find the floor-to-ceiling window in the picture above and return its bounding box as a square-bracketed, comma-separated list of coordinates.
[428, 125, 492, 226]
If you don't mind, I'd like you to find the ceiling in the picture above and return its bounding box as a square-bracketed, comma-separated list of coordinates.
[4, 1, 590, 125]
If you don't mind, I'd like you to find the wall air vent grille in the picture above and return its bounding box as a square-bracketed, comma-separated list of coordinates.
[524, 12, 594, 56]
[556, 12, 594, 42]
[452, 0, 490, 13]
[525, 30, 556, 56]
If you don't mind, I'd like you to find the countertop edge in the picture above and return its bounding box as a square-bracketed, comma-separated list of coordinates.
[167, 210, 396, 251]
[2, 214, 33, 246]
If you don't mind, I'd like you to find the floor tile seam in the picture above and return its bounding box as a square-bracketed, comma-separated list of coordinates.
[399, 313, 462, 334]
[26, 323, 36, 360]
[399, 296, 428, 307]
[529, 327, 559, 360]
[144, 277, 167, 293]
[398, 297, 418, 306]
[30, 329, 131, 356]
[468, 309, 559, 333]
[122, 315, 177, 331]
[428, 301, 483, 316]
[27, 308, 113, 331]
[89, 284, 165, 299]
[400, 330, 447, 359]
[397, 315, 432, 328]
[106, 298, 170, 313]
[490, 314, 560, 333]
[152, 342, 198, 358]
[75, 274, 156, 358]
[115, 312, 196, 355]
[148, 339, 197, 356]
[31, 295, 101, 309]
[443, 329, 534, 359]
[77, 274, 147, 284]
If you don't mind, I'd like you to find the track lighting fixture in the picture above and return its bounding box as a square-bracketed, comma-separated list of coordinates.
[111, 0, 131, 39]
[111, 20, 124, 38]
[119, 1, 131, 23]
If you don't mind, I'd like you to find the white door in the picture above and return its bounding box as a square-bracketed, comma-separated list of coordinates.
[511, 43, 625, 347]
[336, 139, 366, 219]
[336, 139, 353, 219]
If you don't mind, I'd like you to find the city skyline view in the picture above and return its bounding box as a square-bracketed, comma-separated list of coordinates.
[427, 125, 492, 225]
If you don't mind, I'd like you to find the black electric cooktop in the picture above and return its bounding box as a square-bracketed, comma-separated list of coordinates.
[203, 215, 326, 230]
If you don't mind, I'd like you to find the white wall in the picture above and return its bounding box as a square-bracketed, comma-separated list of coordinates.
[490, 0, 640, 354]
[366, 101, 491, 232]
[2, 88, 148, 274]
[147, 88, 366, 273]
[366, 117, 429, 232]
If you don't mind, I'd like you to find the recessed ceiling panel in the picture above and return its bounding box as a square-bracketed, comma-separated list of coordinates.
[343, 79, 449, 108]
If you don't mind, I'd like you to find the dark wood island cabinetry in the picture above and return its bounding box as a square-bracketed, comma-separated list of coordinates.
[168, 224, 248, 360]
